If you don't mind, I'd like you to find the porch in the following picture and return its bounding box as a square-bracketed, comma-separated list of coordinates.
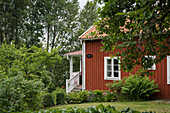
[65, 50, 82, 93]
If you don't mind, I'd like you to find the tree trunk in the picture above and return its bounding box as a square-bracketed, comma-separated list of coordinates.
[51, 24, 56, 49]
[47, 24, 50, 51]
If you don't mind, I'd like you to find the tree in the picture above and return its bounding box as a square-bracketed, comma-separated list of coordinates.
[95, 0, 169, 72]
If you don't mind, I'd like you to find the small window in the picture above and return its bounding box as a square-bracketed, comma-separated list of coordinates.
[104, 57, 121, 80]
[167, 56, 170, 84]
[144, 56, 156, 70]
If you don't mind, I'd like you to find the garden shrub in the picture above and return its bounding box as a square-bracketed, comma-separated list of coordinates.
[43, 87, 66, 107]
[79, 90, 90, 103]
[90, 90, 104, 102]
[0, 75, 44, 112]
[67, 90, 90, 104]
[106, 74, 159, 101]
[103, 91, 116, 102]
[43, 93, 56, 107]
[106, 80, 123, 94]
[53, 87, 66, 105]
[67, 91, 82, 104]
[121, 75, 159, 100]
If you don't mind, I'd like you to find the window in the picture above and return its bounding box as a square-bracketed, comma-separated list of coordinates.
[144, 56, 156, 70]
[104, 57, 121, 80]
[167, 56, 170, 84]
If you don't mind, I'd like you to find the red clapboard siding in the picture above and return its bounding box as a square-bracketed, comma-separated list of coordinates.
[85, 39, 170, 99]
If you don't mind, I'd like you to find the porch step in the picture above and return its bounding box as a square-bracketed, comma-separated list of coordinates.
[71, 85, 82, 92]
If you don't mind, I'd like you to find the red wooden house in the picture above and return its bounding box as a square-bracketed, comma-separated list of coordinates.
[65, 26, 170, 99]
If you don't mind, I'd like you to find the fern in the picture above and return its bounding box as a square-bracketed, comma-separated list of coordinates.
[121, 75, 159, 100]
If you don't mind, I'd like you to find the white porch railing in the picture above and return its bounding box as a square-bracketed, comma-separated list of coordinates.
[66, 72, 80, 93]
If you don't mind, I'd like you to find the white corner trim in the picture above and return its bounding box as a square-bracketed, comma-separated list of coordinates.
[167, 56, 170, 84]
[82, 40, 86, 90]
[78, 26, 94, 39]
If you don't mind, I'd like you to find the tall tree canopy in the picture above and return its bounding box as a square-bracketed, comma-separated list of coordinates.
[96, 0, 169, 72]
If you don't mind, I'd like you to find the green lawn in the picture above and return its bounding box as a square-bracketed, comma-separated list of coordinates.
[48, 100, 170, 112]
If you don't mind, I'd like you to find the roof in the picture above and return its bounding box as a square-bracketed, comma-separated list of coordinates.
[65, 50, 82, 56]
[78, 25, 107, 40]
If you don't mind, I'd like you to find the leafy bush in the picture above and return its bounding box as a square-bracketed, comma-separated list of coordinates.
[121, 75, 159, 100]
[79, 90, 90, 103]
[53, 87, 66, 105]
[88, 90, 104, 102]
[103, 91, 116, 102]
[67, 90, 90, 104]
[106, 80, 123, 94]
[67, 91, 82, 104]
[0, 75, 44, 112]
[43, 93, 56, 107]
[43, 87, 66, 107]
[23, 104, 152, 113]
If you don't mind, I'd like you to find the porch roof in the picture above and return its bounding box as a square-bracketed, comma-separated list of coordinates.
[65, 50, 82, 56]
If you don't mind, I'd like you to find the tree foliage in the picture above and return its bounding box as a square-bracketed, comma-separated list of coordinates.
[96, 0, 169, 71]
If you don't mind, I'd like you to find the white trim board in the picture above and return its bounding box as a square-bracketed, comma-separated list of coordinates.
[167, 56, 170, 84]
[82, 40, 86, 90]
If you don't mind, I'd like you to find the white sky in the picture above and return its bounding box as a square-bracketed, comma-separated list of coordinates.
[78, 0, 92, 9]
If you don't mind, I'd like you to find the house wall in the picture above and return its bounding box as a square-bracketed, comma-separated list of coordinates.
[85, 39, 170, 99]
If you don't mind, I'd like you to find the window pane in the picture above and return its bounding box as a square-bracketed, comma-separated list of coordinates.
[114, 66, 118, 71]
[114, 72, 119, 77]
[114, 59, 118, 64]
[107, 65, 111, 70]
[107, 59, 111, 64]
[107, 72, 112, 77]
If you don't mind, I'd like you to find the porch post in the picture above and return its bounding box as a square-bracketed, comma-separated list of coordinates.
[70, 56, 73, 78]
[80, 57, 81, 72]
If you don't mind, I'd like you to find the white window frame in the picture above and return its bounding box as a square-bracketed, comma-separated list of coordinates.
[167, 56, 170, 84]
[104, 57, 121, 80]
[144, 55, 156, 70]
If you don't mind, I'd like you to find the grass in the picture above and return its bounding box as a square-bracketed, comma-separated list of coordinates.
[48, 100, 170, 112]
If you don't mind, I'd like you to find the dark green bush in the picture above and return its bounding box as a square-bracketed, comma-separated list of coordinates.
[121, 75, 159, 100]
[103, 91, 116, 102]
[88, 90, 104, 102]
[43, 87, 66, 107]
[67, 90, 90, 104]
[53, 87, 66, 105]
[43, 93, 56, 107]
[79, 90, 90, 103]
[0, 75, 44, 112]
[67, 91, 82, 104]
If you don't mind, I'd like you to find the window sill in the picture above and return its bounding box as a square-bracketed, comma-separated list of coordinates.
[104, 77, 121, 80]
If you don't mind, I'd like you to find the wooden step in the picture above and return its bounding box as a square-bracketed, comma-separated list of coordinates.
[71, 85, 82, 92]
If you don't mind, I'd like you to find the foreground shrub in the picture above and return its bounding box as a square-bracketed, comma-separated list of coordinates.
[0, 75, 44, 112]
[121, 75, 159, 100]
[43, 87, 66, 107]
[23, 104, 153, 113]
[53, 87, 66, 105]
[43, 93, 56, 107]
[91, 89, 104, 102]
[103, 91, 116, 102]
[67, 91, 82, 104]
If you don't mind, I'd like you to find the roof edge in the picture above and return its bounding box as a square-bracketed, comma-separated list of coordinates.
[78, 26, 94, 39]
